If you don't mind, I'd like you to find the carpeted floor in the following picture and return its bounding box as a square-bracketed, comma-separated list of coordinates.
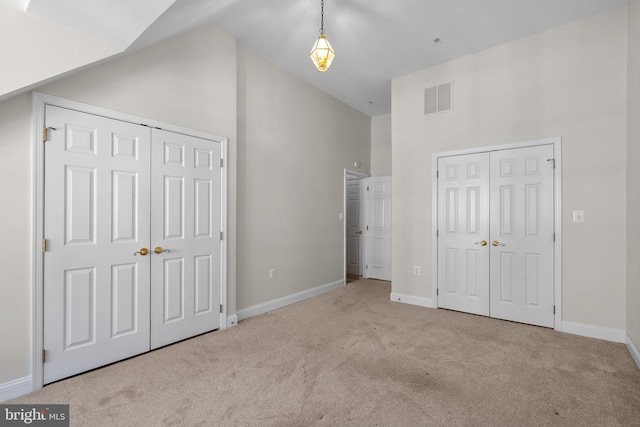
[11, 279, 640, 426]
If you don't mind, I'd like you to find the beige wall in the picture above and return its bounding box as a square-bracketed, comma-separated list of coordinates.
[0, 93, 33, 384]
[371, 113, 392, 176]
[391, 8, 628, 329]
[0, 3, 120, 98]
[39, 26, 238, 138]
[627, 0, 640, 352]
[236, 46, 371, 309]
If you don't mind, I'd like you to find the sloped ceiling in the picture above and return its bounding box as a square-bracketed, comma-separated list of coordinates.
[11, 0, 175, 49]
[0, 0, 629, 116]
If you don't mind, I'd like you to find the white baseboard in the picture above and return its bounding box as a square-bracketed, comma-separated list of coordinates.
[561, 320, 626, 343]
[390, 292, 434, 308]
[0, 376, 31, 403]
[627, 333, 640, 370]
[226, 314, 238, 328]
[237, 280, 344, 321]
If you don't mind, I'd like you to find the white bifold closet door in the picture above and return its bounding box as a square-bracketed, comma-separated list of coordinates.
[43, 106, 221, 384]
[437, 145, 554, 328]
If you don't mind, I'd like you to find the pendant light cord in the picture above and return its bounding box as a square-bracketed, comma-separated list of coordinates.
[320, 0, 325, 35]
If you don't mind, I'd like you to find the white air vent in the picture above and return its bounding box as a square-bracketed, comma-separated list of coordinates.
[424, 82, 453, 115]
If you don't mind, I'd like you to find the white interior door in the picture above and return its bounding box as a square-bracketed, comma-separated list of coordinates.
[150, 129, 221, 349]
[489, 145, 554, 327]
[364, 177, 392, 281]
[436, 144, 555, 328]
[346, 179, 362, 276]
[43, 106, 151, 384]
[437, 153, 491, 316]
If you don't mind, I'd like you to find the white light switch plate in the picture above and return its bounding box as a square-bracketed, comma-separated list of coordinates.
[573, 210, 584, 223]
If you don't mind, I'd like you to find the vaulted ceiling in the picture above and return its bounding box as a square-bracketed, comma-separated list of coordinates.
[0, 0, 628, 116]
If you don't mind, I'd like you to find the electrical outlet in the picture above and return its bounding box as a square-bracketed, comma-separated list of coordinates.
[269, 268, 276, 279]
[413, 266, 421, 275]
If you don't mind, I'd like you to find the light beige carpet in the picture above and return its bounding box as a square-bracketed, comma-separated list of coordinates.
[12, 279, 640, 426]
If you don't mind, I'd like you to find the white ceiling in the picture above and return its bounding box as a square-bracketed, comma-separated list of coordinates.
[2, 0, 629, 116]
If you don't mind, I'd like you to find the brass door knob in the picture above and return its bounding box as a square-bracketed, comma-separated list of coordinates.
[475, 240, 488, 246]
[154, 246, 171, 254]
[134, 248, 149, 256]
[492, 240, 506, 247]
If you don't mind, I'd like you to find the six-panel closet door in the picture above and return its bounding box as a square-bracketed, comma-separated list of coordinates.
[488, 146, 554, 327]
[150, 129, 221, 349]
[437, 145, 555, 328]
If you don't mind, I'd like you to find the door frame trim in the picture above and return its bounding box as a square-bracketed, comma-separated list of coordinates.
[31, 92, 229, 391]
[431, 137, 562, 330]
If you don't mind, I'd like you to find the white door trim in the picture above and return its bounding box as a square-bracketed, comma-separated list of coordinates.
[31, 92, 229, 391]
[431, 137, 562, 330]
[343, 169, 369, 282]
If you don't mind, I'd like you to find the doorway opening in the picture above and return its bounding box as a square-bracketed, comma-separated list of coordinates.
[344, 169, 368, 284]
[343, 170, 393, 284]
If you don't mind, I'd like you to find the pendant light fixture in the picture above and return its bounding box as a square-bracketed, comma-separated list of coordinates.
[309, 0, 335, 72]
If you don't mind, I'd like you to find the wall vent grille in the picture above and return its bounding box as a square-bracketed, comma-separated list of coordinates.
[424, 82, 453, 115]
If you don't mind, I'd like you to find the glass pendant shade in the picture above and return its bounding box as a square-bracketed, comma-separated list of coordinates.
[309, 35, 335, 72]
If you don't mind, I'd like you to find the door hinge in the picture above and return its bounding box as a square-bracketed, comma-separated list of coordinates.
[366, 265, 369, 269]
[436, 170, 439, 179]
[220, 304, 223, 314]
[42, 239, 47, 253]
[553, 232, 556, 242]
[220, 231, 224, 241]
[220, 159, 224, 168]
[547, 158, 555, 169]
[367, 186, 370, 191]
[366, 225, 369, 231]
[437, 288, 439, 296]
[42, 350, 46, 363]
[43, 126, 56, 142]
[436, 229, 439, 237]
[553, 305, 556, 314]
